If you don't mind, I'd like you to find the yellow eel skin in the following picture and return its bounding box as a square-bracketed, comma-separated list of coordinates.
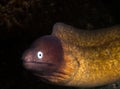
[52, 23, 120, 87]
[23, 23, 120, 88]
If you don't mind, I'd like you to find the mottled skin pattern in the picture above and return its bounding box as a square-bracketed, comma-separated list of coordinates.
[52, 23, 120, 87]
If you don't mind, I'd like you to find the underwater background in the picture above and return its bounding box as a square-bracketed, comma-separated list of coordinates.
[0, 0, 120, 89]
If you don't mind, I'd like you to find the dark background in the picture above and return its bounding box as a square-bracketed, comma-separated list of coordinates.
[0, 0, 120, 89]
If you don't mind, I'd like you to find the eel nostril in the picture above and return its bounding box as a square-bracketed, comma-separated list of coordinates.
[23, 53, 33, 62]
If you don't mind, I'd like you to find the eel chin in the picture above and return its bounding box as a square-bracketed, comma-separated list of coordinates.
[23, 56, 78, 85]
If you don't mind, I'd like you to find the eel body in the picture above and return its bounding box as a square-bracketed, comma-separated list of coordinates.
[22, 23, 120, 87]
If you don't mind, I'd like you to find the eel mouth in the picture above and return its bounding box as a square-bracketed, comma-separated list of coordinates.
[24, 61, 54, 65]
[23, 61, 58, 75]
[23, 61, 66, 76]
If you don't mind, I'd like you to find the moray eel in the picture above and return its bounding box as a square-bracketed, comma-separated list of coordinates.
[22, 23, 120, 87]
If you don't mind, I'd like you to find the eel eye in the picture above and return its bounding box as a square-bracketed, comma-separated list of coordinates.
[37, 51, 43, 59]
